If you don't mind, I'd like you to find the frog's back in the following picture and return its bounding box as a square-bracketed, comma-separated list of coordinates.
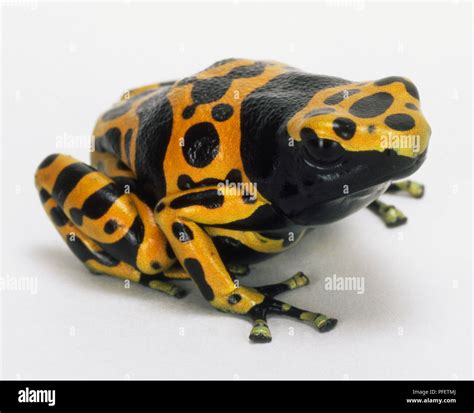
[92, 59, 302, 202]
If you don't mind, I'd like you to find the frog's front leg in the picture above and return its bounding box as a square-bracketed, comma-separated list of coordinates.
[368, 179, 424, 228]
[155, 186, 336, 343]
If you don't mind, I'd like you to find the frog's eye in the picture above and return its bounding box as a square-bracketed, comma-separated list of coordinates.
[300, 128, 345, 168]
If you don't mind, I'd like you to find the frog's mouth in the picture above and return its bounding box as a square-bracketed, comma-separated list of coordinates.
[289, 147, 427, 226]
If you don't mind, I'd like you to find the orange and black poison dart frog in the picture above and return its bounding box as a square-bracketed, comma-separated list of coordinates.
[35, 59, 431, 343]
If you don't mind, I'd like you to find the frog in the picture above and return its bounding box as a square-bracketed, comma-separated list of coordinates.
[35, 58, 431, 343]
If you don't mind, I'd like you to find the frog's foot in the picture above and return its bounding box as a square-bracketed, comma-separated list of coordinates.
[247, 272, 336, 343]
[226, 263, 251, 277]
[386, 180, 425, 198]
[139, 274, 188, 299]
[368, 199, 407, 228]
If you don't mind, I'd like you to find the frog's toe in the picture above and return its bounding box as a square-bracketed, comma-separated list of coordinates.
[144, 278, 188, 299]
[387, 180, 425, 198]
[227, 263, 251, 277]
[368, 200, 407, 228]
[384, 207, 408, 228]
[249, 319, 272, 343]
[255, 271, 310, 297]
[315, 316, 338, 332]
[409, 182, 425, 198]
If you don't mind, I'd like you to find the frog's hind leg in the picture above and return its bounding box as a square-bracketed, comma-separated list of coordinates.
[35, 153, 185, 298]
[368, 180, 424, 228]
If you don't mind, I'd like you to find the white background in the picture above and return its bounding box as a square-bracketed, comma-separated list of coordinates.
[1, 1, 472, 380]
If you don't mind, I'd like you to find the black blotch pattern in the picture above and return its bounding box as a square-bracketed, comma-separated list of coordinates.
[80, 183, 123, 220]
[182, 122, 220, 168]
[182, 105, 196, 119]
[384, 113, 415, 131]
[183, 258, 214, 301]
[134, 90, 174, 201]
[52, 162, 95, 207]
[368, 125, 376, 133]
[405, 103, 418, 110]
[332, 117, 357, 140]
[228, 294, 241, 304]
[226, 169, 243, 183]
[166, 243, 176, 259]
[151, 261, 161, 270]
[38, 153, 59, 169]
[304, 107, 335, 118]
[95, 128, 122, 158]
[375, 76, 419, 100]
[172, 222, 194, 243]
[349, 92, 394, 118]
[66, 237, 119, 267]
[50, 207, 69, 227]
[69, 207, 84, 226]
[124, 128, 133, 164]
[155, 202, 165, 214]
[104, 219, 119, 234]
[170, 189, 224, 210]
[39, 188, 51, 203]
[177, 169, 242, 191]
[211, 104, 234, 122]
[324, 89, 360, 105]
[179, 62, 266, 116]
[96, 216, 144, 269]
[216, 204, 290, 231]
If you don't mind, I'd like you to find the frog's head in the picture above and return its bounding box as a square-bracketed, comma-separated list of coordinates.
[253, 75, 431, 226]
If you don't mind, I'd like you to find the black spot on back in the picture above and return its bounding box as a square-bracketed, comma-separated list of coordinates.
[177, 169, 242, 191]
[324, 89, 360, 105]
[375, 76, 419, 100]
[182, 122, 220, 168]
[349, 92, 394, 118]
[182, 105, 196, 119]
[384, 113, 415, 131]
[170, 189, 224, 210]
[212, 103, 234, 121]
